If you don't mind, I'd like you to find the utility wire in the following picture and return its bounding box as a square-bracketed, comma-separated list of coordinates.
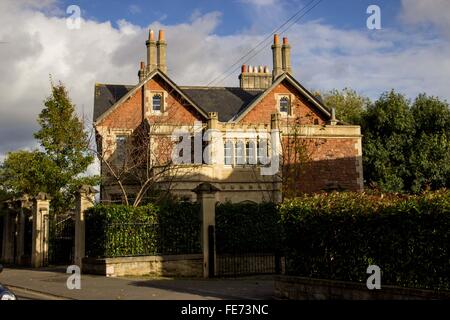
[205, 0, 316, 87]
[206, 0, 324, 87]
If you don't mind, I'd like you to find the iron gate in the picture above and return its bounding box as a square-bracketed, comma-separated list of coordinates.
[212, 225, 283, 277]
[48, 213, 75, 265]
[0, 215, 3, 259]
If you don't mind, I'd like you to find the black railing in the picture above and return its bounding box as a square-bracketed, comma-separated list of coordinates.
[86, 222, 201, 258]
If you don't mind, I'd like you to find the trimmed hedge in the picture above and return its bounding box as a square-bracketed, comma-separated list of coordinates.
[279, 190, 450, 290]
[216, 202, 281, 253]
[85, 201, 201, 257]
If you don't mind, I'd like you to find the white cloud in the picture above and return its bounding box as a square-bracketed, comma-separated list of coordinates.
[240, 0, 276, 7]
[0, 0, 449, 163]
[128, 4, 141, 15]
[400, 0, 450, 36]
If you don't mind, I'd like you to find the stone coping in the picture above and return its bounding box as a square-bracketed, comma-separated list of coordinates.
[83, 253, 203, 264]
[275, 275, 450, 300]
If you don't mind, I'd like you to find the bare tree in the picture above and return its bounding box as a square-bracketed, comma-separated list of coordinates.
[279, 113, 326, 199]
[92, 87, 202, 207]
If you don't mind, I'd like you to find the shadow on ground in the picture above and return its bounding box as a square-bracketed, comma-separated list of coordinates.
[127, 275, 276, 300]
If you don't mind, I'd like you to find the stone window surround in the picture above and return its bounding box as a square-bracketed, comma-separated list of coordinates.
[145, 89, 167, 116]
[276, 93, 294, 116]
[223, 138, 271, 167]
[111, 129, 133, 161]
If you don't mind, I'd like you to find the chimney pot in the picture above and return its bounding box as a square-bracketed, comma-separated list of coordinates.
[283, 37, 288, 45]
[259, 65, 263, 73]
[242, 64, 247, 73]
[274, 34, 279, 44]
[149, 29, 154, 41]
[158, 30, 165, 41]
[140, 61, 145, 69]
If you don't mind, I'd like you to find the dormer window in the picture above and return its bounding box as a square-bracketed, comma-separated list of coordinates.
[152, 94, 162, 112]
[279, 96, 290, 114]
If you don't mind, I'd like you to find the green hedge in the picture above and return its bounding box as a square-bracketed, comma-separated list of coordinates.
[215, 202, 281, 253]
[85, 201, 201, 257]
[279, 190, 450, 290]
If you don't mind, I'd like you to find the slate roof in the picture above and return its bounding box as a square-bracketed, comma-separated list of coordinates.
[180, 87, 263, 122]
[94, 83, 264, 122]
[94, 84, 134, 121]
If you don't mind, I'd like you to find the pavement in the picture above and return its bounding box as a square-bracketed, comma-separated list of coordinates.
[0, 266, 276, 300]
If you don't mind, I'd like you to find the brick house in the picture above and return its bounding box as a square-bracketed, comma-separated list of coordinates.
[93, 30, 363, 204]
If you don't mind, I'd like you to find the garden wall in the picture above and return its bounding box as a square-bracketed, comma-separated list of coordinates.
[82, 254, 203, 277]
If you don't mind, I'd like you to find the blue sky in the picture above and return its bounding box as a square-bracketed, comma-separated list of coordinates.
[58, 0, 404, 35]
[0, 0, 449, 156]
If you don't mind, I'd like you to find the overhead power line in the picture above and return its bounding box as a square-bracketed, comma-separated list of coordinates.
[206, 0, 324, 87]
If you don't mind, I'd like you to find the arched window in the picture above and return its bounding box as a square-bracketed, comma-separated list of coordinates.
[279, 97, 289, 114]
[246, 141, 256, 164]
[257, 139, 269, 165]
[224, 141, 233, 165]
[152, 94, 162, 112]
[235, 141, 245, 165]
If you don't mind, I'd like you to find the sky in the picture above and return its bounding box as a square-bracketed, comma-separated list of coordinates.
[0, 0, 450, 160]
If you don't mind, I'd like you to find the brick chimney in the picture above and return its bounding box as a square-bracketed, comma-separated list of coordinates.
[156, 30, 167, 74]
[282, 37, 292, 74]
[272, 34, 283, 80]
[239, 64, 272, 90]
[146, 29, 157, 73]
[138, 61, 146, 82]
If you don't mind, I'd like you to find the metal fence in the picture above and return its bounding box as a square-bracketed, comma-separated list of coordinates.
[86, 221, 201, 258]
[48, 214, 75, 265]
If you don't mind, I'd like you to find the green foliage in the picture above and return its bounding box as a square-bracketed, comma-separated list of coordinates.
[33, 82, 97, 212]
[85, 201, 201, 257]
[0, 81, 97, 212]
[0, 150, 57, 197]
[362, 91, 450, 193]
[215, 202, 281, 253]
[279, 191, 450, 290]
[322, 88, 370, 124]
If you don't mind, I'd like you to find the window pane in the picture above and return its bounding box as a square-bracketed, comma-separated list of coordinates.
[257, 140, 269, 165]
[280, 97, 289, 113]
[153, 94, 161, 111]
[116, 135, 127, 160]
[246, 141, 256, 164]
[235, 141, 245, 165]
[224, 141, 233, 165]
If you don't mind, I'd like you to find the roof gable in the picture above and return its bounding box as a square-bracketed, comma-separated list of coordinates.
[232, 73, 332, 122]
[94, 70, 209, 125]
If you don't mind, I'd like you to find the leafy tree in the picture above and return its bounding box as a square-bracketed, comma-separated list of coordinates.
[0, 150, 56, 197]
[0, 81, 97, 212]
[322, 88, 370, 124]
[361, 90, 414, 192]
[32, 81, 97, 212]
[407, 94, 450, 192]
[361, 91, 450, 193]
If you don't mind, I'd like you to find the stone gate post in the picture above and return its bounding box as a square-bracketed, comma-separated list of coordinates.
[193, 182, 220, 278]
[75, 185, 96, 268]
[31, 193, 51, 268]
[1, 208, 15, 264]
[16, 195, 32, 264]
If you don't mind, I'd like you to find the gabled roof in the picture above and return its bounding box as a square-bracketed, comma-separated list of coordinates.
[93, 71, 332, 124]
[231, 73, 332, 122]
[180, 87, 263, 122]
[94, 84, 134, 121]
[94, 69, 209, 125]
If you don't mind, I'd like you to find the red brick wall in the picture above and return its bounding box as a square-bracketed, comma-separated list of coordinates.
[240, 80, 327, 125]
[282, 136, 361, 194]
[97, 75, 204, 129]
